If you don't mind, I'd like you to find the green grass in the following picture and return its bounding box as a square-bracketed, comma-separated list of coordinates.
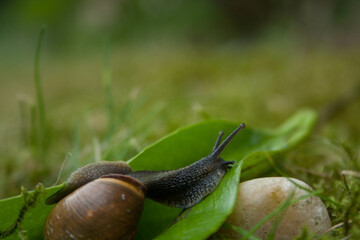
[0, 37, 359, 239]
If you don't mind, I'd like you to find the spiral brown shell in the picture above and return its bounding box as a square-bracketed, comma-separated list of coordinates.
[43, 174, 146, 240]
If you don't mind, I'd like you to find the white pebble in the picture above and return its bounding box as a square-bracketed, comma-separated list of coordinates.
[224, 177, 331, 240]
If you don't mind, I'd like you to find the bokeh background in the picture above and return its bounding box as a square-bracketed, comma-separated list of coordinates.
[0, 0, 359, 199]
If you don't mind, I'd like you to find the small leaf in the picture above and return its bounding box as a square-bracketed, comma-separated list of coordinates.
[0, 110, 317, 239]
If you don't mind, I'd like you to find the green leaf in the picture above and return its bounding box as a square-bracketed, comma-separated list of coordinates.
[0, 109, 317, 239]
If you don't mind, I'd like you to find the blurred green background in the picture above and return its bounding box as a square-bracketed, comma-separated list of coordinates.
[0, 0, 359, 201]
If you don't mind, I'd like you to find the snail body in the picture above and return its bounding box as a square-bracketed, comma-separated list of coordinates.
[44, 124, 245, 239]
[129, 151, 234, 208]
[46, 161, 133, 205]
[47, 124, 245, 208]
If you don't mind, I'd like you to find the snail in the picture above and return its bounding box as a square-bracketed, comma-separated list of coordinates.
[44, 123, 245, 240]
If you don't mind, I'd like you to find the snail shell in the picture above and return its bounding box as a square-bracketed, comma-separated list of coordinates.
[44, 174, 146, 240]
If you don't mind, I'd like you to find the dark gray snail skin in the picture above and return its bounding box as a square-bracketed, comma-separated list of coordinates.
[45, 161, 133, 204]
[46, 123, 246, 208]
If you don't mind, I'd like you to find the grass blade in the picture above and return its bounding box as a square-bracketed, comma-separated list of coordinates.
[34, 25, 47, 154]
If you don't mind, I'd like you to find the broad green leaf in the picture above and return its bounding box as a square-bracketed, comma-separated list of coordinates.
[0, 109, 317, 239]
